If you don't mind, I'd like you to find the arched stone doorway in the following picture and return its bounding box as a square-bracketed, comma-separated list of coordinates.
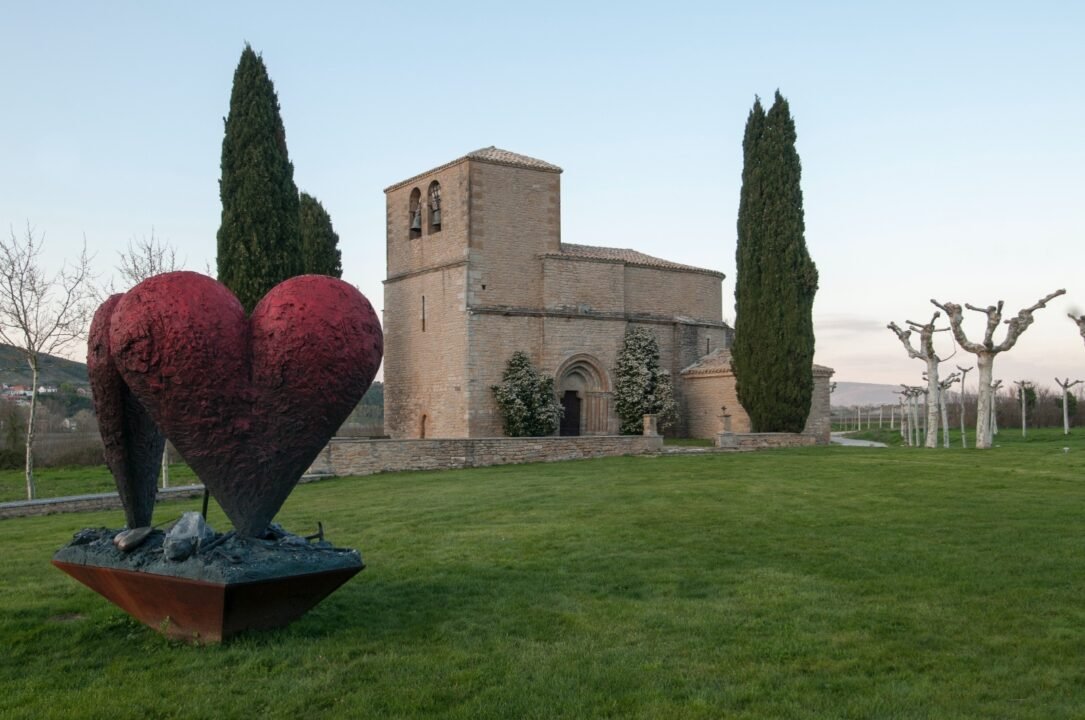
[555, 354, 612, 435]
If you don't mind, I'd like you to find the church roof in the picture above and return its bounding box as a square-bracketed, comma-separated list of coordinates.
[556, 243, 725, 278]
[465, 146, 562, 172]
[385, 146, 561, 192]
[681, 348, 834, 377]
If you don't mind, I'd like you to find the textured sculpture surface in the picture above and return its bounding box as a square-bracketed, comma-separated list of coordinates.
[87, 294, 165, 529]
[105, 272, 383, 536]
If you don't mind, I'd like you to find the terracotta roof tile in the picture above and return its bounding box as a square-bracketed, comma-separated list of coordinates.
[681, 349, 834, 377]
[556, 243, 724, 278]
[465, 146, 562, 172]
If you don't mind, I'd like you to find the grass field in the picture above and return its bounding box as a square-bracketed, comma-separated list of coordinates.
[3, 431, 1085, 718]
[0, 464, 198, 503]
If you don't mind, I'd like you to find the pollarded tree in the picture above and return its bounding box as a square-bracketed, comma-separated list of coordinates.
[299, 192, 342, 278]
[1054, 378, 1081, 434]
[888, 312, 953, 448]
[932, 289, 1064, 448]
[733, 91, 818, 432]
[614, 327, 679, 435]
[216, 44, 302, 313]
[491, 351, 562, 437]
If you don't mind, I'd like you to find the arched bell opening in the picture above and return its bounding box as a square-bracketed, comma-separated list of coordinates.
[408, 188, 422, 239]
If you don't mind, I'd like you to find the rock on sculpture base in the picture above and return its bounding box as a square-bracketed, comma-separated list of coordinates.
[52, 527, 364, 643]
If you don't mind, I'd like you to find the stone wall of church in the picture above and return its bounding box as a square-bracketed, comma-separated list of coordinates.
[383, 265, 470, 439]
[682, 369, 835, 444]
[385, 163, 470, 279]
[465, 312, 545, 437]
[542, 257, 625, 313]
[624, 266, 723, 321]
[465, 162, 561, 310]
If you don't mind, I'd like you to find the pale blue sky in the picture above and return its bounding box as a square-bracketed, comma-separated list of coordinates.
[2, 1, 1083, 388]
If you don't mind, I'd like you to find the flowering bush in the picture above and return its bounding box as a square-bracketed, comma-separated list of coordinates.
[492, 352, 563, 437]
[614, 327, 679, 435]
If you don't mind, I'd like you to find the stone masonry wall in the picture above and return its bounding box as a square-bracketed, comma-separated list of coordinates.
[309, 435, 663, 477]
[542, 257, 625, 314]
[0, 485, 205, 521]
[384, 265, 469, 438]
[386, 162, 470, 279]
[722, 433, 818, 450]
[683, 369, 835, 444]
[624, 266, 722, 321]
[466, 161, 560, 309]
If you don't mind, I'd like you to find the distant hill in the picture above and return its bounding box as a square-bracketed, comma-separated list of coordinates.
[831, 381, 902, 407]
[0, 344, 88, 387]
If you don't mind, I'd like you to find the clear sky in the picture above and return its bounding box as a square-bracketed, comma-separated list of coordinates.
[2, 1, 1083, 391]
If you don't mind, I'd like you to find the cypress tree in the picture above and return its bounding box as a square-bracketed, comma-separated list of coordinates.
[216, 45, 302, 313]
[732, 91, 819, 432]
[299, 192, 343, 278]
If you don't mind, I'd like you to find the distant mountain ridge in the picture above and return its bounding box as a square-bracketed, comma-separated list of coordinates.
[0, 344, 89, 387]
[831, 381, 902, 407]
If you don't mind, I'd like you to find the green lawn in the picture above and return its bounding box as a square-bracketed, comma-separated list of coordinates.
[3, 435, 1085, 718]
[0, 464, 198, 503]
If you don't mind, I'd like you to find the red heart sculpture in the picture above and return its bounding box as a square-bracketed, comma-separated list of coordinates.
[88, 294, 165, 530]
[109, 272, 383, 536]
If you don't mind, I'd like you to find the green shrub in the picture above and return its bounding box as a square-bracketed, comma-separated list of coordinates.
[492, 352, 562, 437]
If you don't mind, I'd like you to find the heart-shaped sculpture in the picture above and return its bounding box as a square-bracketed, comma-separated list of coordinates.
[88, 294, 165, 530]
[109, 272, 383, 536]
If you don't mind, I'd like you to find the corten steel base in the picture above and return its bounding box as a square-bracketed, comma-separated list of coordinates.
[53, 560, 362, 643]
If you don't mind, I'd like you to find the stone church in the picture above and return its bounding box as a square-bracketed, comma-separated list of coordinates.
[382, 147, 832, 441]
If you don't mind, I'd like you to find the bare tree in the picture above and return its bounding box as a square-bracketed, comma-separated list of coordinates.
[932, 290, 1065, 448]
[937, 372, 959, 448]
[117, 229, 182, 288]
[900, 385, 924, 447]
[1013, 380, 1033, 438]
[0, 224, 95, 498]
[889, 313, 953, 448]
[956, 365, 972, 448]
[115, 230, 183, 488]
[1055, 377, 1081, 435]
[898, 390, 907, 442]
[990, 379, 1003, 437]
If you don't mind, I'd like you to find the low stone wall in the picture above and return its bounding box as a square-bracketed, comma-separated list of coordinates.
[716, 432, 817, 450]
[311, 434, 664, 477]
[0, 484, 206, 520]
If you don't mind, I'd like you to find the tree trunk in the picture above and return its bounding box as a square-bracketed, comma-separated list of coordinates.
[940, 389, 950, 448]
[1064, 390, 1071, 435]
[1020, 387, 1027, 438]
[975, 354, 994, 449]
[959, 389, 967, 448]
[901, 407, 909, 445]
[911, 395, 920, 447]
[25, 360, 38, 500]
[924, 361, 940, 448]
[161, 446, 170, 489]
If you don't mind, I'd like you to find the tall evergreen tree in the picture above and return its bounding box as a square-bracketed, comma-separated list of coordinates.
[216, 45, 302, 313]
[299, 192, 343, 278]
[732, 91, 819, 432]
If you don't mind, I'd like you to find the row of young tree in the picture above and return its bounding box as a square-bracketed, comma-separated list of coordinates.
[1, 45, 345, 499]
[886, 289, 1085, 449]
[491, 328, 679, 437]
[838, 383, 1083, 435]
